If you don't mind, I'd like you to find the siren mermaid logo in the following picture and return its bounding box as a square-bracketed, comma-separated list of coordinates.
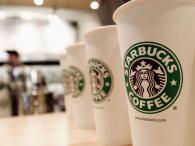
[89, 58, 113, 104]
[130, 59, 166, 99]
[124, 42, 183, 114]
[69, 66, 85, 98]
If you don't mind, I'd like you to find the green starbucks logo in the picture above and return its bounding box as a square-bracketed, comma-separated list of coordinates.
[124, 42, 183, 114]
[69, 66, 85, 98]
[88, 58, 113, 104]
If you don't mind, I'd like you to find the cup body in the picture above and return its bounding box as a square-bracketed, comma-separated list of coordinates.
[67, 43, 95, 129]
[84, 25, 131, 146]
[114, 1, 195, 146]
[60, 55, 74, 120]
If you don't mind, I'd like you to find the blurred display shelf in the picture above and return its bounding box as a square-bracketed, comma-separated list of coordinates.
[0, 113, 104, 146]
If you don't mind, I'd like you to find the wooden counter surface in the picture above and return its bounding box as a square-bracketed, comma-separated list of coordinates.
[0, 113, 102, 146]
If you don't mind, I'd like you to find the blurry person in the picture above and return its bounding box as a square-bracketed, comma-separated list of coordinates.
[6, 50, 21, 116]
[5, 50, 28, 116]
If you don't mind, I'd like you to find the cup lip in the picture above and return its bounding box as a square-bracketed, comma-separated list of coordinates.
[113, 0, 195, 22]
[84, 25, 116, 40]
[113, 0, 148, 22]
[66, 42, 85, 53]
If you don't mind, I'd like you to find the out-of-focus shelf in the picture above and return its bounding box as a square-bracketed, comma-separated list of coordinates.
[0, 113, 102, 146]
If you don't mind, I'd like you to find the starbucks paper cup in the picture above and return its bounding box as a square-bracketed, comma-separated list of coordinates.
[113, 0, 195, 146]
[60, 54, 74, 120]
[84, 25, 131, 146]
[67, 43, 95, 129]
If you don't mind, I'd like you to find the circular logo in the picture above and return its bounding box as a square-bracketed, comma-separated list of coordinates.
[88, 58, 113, 104]
[124, 42, 183, 114]
[62, 69, 72, 95]
[69, 66, 85, 98]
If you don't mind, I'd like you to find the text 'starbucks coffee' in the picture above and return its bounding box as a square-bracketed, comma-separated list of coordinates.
[69, 66, 85, 98]
[124, 42, 183, 114]
[88, 58, 113, 104]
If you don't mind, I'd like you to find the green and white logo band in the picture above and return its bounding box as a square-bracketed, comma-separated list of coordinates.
[62, 69, 71, 95]
[69, 66, 85, 98]
[89, 58, 113, 104]
[124, 42, 183, 114]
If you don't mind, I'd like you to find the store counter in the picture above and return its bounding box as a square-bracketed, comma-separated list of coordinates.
[0, 113, 103, 146]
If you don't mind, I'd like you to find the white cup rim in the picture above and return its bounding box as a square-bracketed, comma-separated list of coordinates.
[113, 0, 150, 22]
[84, 25, 116, 40]
[113, 0, 195, 22]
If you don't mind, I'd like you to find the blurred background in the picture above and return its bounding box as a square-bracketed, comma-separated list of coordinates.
[0, 0, 130, 118]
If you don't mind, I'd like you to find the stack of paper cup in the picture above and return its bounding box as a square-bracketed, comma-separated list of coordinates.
[84, 25, 132, 146]
[60, 54, 74, 120]
[66, 43, 95, 129]
[114, 0, 195, 146]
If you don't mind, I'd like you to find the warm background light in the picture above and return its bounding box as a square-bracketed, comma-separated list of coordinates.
[90, 1, 100, 10]
[33, 0, 44, 6]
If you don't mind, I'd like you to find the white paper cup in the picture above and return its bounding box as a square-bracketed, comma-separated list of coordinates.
[84, 25, 132, 146]
[114, 1, 195, 146]
[66, 43, 95, 129]
[60, 54, 74, 120]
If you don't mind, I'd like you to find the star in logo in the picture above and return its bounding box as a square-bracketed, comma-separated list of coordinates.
[170, 80, 177, 86]
[105, 82, 110, 87]
[136, 60, 152, 71]
[126, 83, 129, 87]
[140, 60, 146, 66]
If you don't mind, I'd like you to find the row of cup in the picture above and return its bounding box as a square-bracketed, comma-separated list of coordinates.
[61, 25, 131, 146]
[61, 0, 195, 146]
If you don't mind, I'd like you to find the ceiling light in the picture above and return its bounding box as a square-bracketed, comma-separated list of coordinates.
[90, 1, 100, 10]
[33, 0, 44, 6]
